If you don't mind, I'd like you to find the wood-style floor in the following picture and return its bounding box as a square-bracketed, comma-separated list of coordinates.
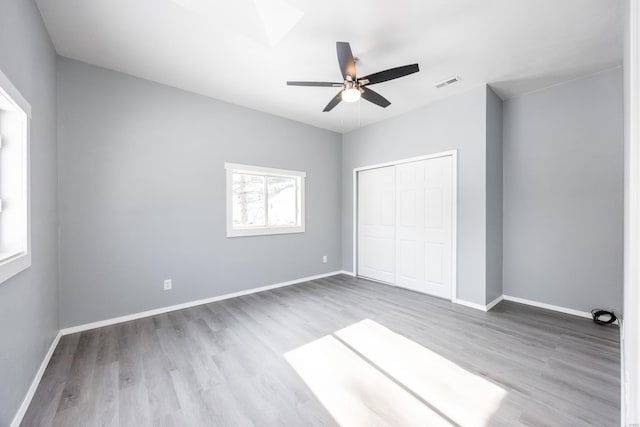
[22, 274, 620, 426]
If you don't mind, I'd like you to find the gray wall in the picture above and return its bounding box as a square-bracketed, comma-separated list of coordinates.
[503, 68, 624, 313]
[342, 87, 489, 305]
[0, 0, 59, 425]
[57, 58, 342, 328]
[485, 87, 503, 304]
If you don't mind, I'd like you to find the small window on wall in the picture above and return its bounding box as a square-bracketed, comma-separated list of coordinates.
[225, 163, 305, 237]
[0, 69, 31, 284]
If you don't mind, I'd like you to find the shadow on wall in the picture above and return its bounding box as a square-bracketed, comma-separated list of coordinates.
[285, 319, 507, 427]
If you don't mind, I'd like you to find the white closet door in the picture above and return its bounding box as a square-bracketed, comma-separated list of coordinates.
[395, 156, 453, 298]
[357, 166, 395, 283]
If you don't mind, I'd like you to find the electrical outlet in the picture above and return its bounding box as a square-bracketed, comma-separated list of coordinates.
[163, 279, 172, 291]
[323, 255, 328, 263]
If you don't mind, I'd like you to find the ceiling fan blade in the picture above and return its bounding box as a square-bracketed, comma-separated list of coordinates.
[336, 42, 356, 80]
[287, 81, 342, 87]
[323, 91, 343, 112]
[361, 87, 391, 108]
[360, 64, 419, 86]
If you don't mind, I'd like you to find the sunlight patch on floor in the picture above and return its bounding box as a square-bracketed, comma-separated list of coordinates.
[285, 319, 507, 427]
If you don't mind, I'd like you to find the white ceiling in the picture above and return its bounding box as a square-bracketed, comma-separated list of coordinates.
[36, 0, 624, 133]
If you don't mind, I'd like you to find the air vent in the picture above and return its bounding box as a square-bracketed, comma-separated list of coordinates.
[434, 76, 461, 88]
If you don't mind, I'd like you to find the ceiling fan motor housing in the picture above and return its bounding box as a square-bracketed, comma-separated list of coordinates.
[343, 79, 364, 93]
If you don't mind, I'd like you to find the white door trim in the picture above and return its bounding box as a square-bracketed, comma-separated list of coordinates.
[352, 150, 458, 302]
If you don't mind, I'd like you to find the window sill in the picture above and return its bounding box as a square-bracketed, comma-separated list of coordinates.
[227, 226, 305, 238]
[0, 252, 31, 285]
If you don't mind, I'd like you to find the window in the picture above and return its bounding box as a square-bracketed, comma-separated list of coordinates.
[225, 163, 305, 237]
[0, 69, 31, 285]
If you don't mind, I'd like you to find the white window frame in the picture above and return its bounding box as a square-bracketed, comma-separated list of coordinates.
[0, 69, 31, 285]
[225, 162, 305, 237]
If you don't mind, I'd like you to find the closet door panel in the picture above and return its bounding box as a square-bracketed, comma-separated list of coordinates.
[396, 156, 453, 298]
[357, 166, 395, 283]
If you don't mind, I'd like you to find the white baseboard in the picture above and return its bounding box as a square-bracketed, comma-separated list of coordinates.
[453, 299, 488, 311]
[60, 270, 343, 335]
[502, 295, 621, 325]
[453, 295, 504, 312]
[486, 295, 504, 311]
[339, 270, 355, 276]
[502, 295, 593, 319]
[454, 293, 608, 320]
[10, 331, 62, 427]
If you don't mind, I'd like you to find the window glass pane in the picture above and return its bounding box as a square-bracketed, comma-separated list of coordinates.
[267, 176, 298, 226]
[232, 173, 265, 227]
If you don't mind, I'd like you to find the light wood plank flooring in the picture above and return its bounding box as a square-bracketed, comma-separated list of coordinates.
[22, 274, 620, 426]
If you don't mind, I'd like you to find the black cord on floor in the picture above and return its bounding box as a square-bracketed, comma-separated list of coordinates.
[591, 309, 617, 326]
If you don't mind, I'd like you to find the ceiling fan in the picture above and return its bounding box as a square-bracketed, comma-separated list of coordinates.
[287, 42, 419, 112]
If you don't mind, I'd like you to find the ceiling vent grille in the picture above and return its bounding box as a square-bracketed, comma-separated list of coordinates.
[434, 76, 461, 88]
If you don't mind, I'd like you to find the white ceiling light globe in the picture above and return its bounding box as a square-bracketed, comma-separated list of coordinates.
[341, 88, 361, 103]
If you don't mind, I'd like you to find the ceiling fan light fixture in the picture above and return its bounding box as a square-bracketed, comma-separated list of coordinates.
[341, 87, 361, 103]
